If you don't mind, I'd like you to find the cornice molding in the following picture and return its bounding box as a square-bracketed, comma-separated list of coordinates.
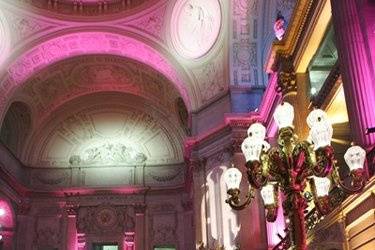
[265, 0, 315, 73]
[265, 0, 332, 74]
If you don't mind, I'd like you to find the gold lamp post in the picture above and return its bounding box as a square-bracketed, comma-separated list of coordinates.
[223, 102, 367, 250]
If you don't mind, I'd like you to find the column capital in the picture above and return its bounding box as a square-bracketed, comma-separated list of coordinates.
[277, 56, 297, 97]
[65, 202, 79, 216]
[134, 204, 146, 214]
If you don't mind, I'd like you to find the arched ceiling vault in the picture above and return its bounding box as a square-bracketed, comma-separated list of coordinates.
[3, 54, 187, 167]
[0, 29, 196, 123]
[22, 92, 185, 169]
[13, 54, 184, 128]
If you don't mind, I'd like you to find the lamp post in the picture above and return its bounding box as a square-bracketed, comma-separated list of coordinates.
[223, 102, 367, 250]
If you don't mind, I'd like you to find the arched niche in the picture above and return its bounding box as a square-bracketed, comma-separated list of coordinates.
[0, 101, 31, 156]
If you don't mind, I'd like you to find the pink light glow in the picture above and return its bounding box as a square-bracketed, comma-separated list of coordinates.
[0, 31, 192, 119]
[0, 200, 14, 228]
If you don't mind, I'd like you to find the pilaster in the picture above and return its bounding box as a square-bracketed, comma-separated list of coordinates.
[331, 0, 375, 148]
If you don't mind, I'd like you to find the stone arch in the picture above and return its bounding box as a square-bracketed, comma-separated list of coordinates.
[0, 30, 195, 123]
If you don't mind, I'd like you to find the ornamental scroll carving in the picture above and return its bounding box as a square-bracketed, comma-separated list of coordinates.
[150, 212, 178, 246]
[277, 56, 297, 96]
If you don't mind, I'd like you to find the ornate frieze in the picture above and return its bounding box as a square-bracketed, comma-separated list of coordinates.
[77, 204, 135, 234]
[230, 0, 259, 86]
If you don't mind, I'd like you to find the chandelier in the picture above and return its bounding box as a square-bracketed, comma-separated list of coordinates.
[223, 102, 367, 250]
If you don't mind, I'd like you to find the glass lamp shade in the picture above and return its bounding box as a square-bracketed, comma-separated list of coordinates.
[247, 123, 266, 140]
[260, 184, 276, 206]
[0, 208, 4, 216]
[306, 109, 329, 128]
[313, 176, 331, 197]
[344, 145, 366, 171]
[241, 137, 270, 162]
[223, 167, 242, 190]
[308, 120, 333, 150]
[273, 102, 294, 129]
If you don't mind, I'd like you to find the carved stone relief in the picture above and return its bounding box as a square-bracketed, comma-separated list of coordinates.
[150, 212, 178, 246]
[125, 2, 167, 41]
[198, 59, 226, 103]
[31, 169, 71, 187]
[230, 0, 296, 86]
[28, 104, 182, 168]
[77, 204, 135, 235]
[230, 0, 260, 86]
[146, 165, 185, 186]
[0, 31, 193, 119]
[18, 55, 180, 123]
[1, 9, 59, 47]
[33, 216, 62, 249]
[170, 0, 222, 59]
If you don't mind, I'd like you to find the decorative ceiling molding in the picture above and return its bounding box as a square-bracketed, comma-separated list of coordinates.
[0, 30, 196, 123]
[6, 0, 158, 21]
[14, 55, 182, 127]
[22, 92, 185, 169]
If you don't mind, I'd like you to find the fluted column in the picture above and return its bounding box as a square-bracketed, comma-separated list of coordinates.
[331, 0, 375, 148]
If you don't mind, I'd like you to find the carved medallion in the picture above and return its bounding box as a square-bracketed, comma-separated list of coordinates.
[170, 0, 222, 59]
[95, 207, 117, 228]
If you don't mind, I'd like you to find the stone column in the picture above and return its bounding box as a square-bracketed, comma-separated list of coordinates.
[77, 233, 87, 250]
[331, 0, 375, 148]
[356, 0, 375, 76]
[135, 204, 145, 250]
[65, 204, 78, 250]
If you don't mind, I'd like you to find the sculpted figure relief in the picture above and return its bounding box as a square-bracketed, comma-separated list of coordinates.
[171, 0, 221, 58]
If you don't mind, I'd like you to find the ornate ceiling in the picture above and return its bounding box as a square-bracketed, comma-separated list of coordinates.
[0, 0, 297, 190]
[10, 0, 155, 20]
[23, 92, 185, 169]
